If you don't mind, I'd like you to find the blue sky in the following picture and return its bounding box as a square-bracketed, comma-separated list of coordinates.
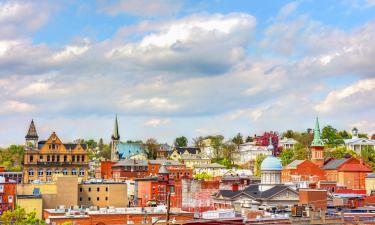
[0, 0, 375, 146]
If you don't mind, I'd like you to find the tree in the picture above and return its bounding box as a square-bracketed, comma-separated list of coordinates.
[337, 130, 351, 139]
[359, 133, 369, 138]
[84, 139, 97, 149]
[195, 172, 212, 180]
[324, 146, 357, 159]
[98, 144, 111, 160]
[231, 133, 243, 147]
[322, 125, 344, 147]
[0, 145, 24, 171]
[245, 136, 253, 143]
[222, 142, 236, 165]
[209, 135, 224, 160]
[174, 136, 188, 147]
[293, 143, 308, 160]
[1, 207, 45, 225]
[192, 136, 204, 148]
[144, 138, 159, 159]
[254, 154, 267, 177]
[361, 146, 375, 171]
[98, 138, 104, 151]
[283, 130, 294, 138]
[279, 148, 293, 166]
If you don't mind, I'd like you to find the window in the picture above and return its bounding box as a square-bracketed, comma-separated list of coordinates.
[51, 144, 56, 149]
[79, 168, 85, 176]
[80, 187, 82, 192]
[54, 169, 60, 174]
[28, 169, 34, 176]
[79, 197, 82, 201]
[63, 168, 68, 175]
[29, 155, 33, 162]
[97, 197, 99, 201]
[52, 155, 55, 162]
[47, 155, 50, 162]
[46, 169, 52, 176]
[40, 155, 43, 160]
[88, 197, 91, 201]
[64, 155, 67, 162]
[88, 187, 91, 192]
[82, 155, 85, 162]
[97, 187, 100, 192]
[38, 169, 43, 176]
[105, 197, 108, 201]
[170, 186, 175, 193]
[72, 168, 77, 175]
[57, 155, 60, 162]
[72, 155, 76, 162]
[106, 187, 108, 192]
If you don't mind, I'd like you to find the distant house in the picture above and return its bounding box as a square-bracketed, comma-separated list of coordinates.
[181, 153, 211, 168]
[278, 138, 298, 150]
[232, 142, 272, 165]
[156, 143, 172, 159]
[194, 163, 226, 177]
[343, 128, 375, 155]
[169, 147, 200, 161]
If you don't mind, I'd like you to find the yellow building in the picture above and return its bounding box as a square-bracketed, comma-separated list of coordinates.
[366, 173, 375, 195]
[16, 195, 43, 219]
[79, 182, 128, 207]
[181, 153, 211, 168]
[23, 120, 89, 183]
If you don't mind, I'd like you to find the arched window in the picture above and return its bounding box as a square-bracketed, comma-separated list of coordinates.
[46, 169, 52, 176]
[38, 169, 44, 176]
[28, 169, 34, 176]
[54, 169, 60, 174]
[63, 168, 68, 175]
[79, 168, 85, 176]
[72, 168, 77, 175]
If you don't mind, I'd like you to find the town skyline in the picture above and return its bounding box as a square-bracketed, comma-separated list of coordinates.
[1, 0, 375, 146]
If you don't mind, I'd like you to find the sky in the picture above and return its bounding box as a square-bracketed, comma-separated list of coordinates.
[1, 0, 375, 146]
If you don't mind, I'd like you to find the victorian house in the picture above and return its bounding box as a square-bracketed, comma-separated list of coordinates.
[23, 120, 89, 183]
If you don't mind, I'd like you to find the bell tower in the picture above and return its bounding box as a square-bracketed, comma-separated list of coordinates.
[111, 115, 120, 161]
[25, 119, 38, 149]
[311, 117, 325, 167]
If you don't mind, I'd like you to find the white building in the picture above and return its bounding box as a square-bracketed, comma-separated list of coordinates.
[233, 142, 272, 165]
[344, 128, 375, 155]
[278, 138, 298, 149]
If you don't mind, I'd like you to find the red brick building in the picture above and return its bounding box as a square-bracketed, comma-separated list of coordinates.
[282, 160, 326, 183]
[112, 160, 148, 180]
[0, 177, 16, 214]
[135, 164, 184, 208]
[323, 156, 372, 190]
[100, 160, 116, 179]
[148, 160, 192, 180]
[299, 189, 327, 209]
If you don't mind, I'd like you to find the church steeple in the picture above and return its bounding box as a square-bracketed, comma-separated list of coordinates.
[111, 115, 120, 161]
[311, 117, 324, 147]
[111, 115, 120, 141]
[25, 119, 38, 148]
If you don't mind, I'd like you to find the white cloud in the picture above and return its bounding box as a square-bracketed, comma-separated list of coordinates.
[52, 45, 90, 62]
[0, 100, 35, 114]
[97, 0, 183, 17]
[143, 118, 171, 127]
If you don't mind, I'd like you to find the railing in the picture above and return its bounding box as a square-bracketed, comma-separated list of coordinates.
[36, 161, 88, 166]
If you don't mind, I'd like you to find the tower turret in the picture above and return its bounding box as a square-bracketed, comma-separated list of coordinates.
[25, 119, 38, 148]
[311, 117, 325, 167]
[111, 115, 120, 161]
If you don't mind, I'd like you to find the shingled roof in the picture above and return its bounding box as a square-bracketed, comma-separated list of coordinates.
[323, 158, 349, 170]
[25, 120, 38, 139]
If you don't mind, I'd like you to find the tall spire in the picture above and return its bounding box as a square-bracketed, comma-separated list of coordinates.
[111, 115, 120, 140]
[311, 117, 324, 147]
[25, 119, 38, 139]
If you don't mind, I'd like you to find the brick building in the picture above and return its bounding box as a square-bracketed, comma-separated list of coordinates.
[100, 160, 116, 179]
[323, 156, 372, 190]
[112, 160, 148, 181]
[0, 177, 16, 214]
[23, 120, 89, 183]
[0, 167, 22, 184]
[299, 189, 327, 210]
[282, 160, 326, 184]
[135, 164, 183, 208]
[182, 179, 220, 212]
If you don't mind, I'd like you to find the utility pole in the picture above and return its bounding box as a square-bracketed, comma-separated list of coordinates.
[166, 192, 171, 224]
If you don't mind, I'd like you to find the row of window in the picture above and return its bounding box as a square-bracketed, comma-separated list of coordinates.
[124, 166, 148, 171]
[28, 168, 85, 176]
[29, 155, 86, 162]
[79, 197, 108, 201]
[79, 187, 108, 192]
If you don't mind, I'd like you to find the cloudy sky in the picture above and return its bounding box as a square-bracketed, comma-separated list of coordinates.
[1, 0, 375, 146]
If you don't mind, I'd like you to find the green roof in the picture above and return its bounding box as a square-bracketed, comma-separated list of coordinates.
[311, 117, 324, 147]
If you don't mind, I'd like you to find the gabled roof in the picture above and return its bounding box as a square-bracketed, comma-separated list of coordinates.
[323, 158, 349, 170]
[344, 138, 375, 145]
[25, 120, 38, 139]
[339, 163, 372, 172]
[285, 160, 305, 169]
[175, 147, 200, 155]
[215, 190, 241, 198]
[228, 184, 297, 200]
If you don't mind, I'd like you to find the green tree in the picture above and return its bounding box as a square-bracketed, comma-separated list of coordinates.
[192, 136, 204, 148]
[279, 148, 294, 166]
[222, 142, 236, 165]
[174, 136, 188, 147]
[1, 207, 45, 225]
[293, 143, 309, 160]
[143, 138, 159, 159]
[283, 130, 294, 138]
[195, 172, 212, 180]
[322, 125, 344, 147]
[254, 154, 267, 177]
[245, 136, 253, 143]
[209, 135, 224, 160]
[324, 146, 357, 159]
[231, 133, 243, 147]
[84, 139, 97, 149]
[98, 138, 104, 151]
[98, 144, 111, 160]
[361, 146, 375, 171]
[359, 133, 369, 138]
[337, 130, 351, 139]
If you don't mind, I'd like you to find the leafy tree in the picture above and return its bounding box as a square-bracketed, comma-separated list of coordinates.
[174, 136, 188, 147]
[293, 143, 309, 160]
[208, 135, 224, 160]
[231, 133, 243, 147]
[322, 125, 344, 147]
[279, 148, 294, 166]
[98, 144, 111, 160]
[195, 172, 212, 180]
[324, 146, 357, 159]
[245, 136, 253, 143]
[283, 130, 294, 138]
[359, 133, 369, 138]
[126, 140, 143, 144]
[0, 145, 24, 171]
[337, 130, 351, 139]
[98, 138, 104, 151]
[1, 207, 45, 225]
[222, 142, 236, 165]
[192, 136, 204, 148]
[144, 138, 159, 159]
[254, 154, 267, 177]
[361, 146, 375, 171]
